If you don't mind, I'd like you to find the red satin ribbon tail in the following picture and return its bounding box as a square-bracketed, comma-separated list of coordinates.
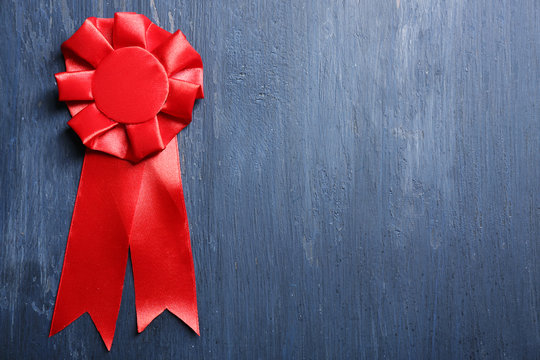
[50, 151, 144, 350]
[132, 255, 199, 335]
[130, 138, 199, 335]
[50, 141, 199, 349]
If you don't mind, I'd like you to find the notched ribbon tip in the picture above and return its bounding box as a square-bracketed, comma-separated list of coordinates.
[49, 310, 116, 351]
[136, 307, 200, 336]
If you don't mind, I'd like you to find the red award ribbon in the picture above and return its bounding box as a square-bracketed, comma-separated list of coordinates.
[50, 12, 203, 350]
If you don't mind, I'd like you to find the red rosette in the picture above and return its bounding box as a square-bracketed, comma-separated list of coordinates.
[55, 12, 203, 162]
[50, 13, 202, 350]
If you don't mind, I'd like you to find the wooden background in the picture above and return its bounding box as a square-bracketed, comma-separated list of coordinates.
[1, 0, 539, 358]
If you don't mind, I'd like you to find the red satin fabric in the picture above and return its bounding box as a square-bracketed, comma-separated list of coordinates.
[55, 12, 203, 163]
[92, 47, 169, 124]
[51, 12, 202, 350]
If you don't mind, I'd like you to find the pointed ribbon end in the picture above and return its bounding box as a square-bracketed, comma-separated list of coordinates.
[168, 306, 200, 336]
[104, 339, 113, 352]
[88, 311, 116, 351]
[136, 307, 165, 333]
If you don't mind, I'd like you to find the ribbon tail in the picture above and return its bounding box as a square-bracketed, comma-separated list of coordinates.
[130, 138, 199, 335]
[50, 150, 145, 350]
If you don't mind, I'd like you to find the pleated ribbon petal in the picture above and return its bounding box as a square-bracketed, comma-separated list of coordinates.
[152, 30, 203, 76]
[55, 71, 95, 101]
[61, 19, 113, 68]
[113, 12, 150, 49]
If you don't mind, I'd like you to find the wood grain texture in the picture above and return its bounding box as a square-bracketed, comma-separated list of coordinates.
[1, 0, 539, 358]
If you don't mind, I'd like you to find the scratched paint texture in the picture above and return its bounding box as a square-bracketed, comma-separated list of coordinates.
[1, 0, 539, 358]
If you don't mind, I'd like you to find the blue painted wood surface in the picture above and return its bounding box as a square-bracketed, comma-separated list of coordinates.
[1, 0, 539, 358]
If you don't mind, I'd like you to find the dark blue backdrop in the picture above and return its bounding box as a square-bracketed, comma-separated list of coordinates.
[1, 0, 539, 358]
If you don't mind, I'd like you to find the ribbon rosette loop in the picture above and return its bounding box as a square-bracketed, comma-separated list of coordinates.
[50, 13, 203, 350]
